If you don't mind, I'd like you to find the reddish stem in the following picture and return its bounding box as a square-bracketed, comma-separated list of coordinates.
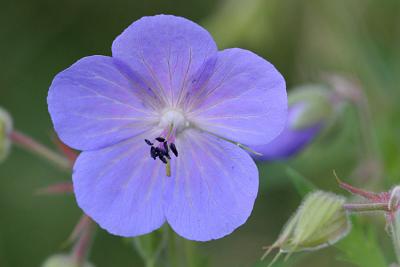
[71, 217, 95, 266]
[51, 135, 78, 163]
[334, 171, 381, 201]
[9, 130, 70, 170]
[35, 182, 73, 195]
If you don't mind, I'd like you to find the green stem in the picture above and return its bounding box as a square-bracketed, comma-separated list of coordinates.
[183, 238, 195, 267]
[132, 225, 169, 267]
[9, 130, 70, 170]
[132, 238, 155, 267]
[167, 227, 178, 267]
[389, 222, 400, 265]
[343, 202, 389, 212]
[167, 228, 197, 267]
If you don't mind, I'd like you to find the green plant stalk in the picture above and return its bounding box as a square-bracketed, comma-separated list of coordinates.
[343, 202, 389, 212]
[133, 224, 170, 267]
[389, 218, 400, 265]
[132, 238, 155, 267]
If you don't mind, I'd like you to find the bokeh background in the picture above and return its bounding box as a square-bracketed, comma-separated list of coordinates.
[1, 0, 400, 266]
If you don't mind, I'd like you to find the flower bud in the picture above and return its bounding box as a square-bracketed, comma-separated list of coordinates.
[0, 107, 13, 162]
[41, 254, 94, 267]
[253, 84, 341, 160]
[288, 85, 336, 130]
[262, 191, 351, 262]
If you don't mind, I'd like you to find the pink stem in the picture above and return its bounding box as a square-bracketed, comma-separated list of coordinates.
[71, 217, 95, 266]
[9, 130, 70, 170]
[35, 182, 73, 195]
[334, 172, 380, 201]
[51, 135, 78, 163]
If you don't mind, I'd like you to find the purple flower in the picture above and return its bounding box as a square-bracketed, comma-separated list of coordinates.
[47, 15, 287, 241]
[252, 105, 321, 161]
[252, 85, 335, 161]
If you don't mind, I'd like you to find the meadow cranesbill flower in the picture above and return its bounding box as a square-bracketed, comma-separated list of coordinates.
[47, 15, 287, 241]
[252, 85, 337, 161]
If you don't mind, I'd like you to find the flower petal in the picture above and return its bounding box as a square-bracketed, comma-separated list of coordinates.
[187, 48, 287, 146]
[73, 135, 166, 237]
[164, 129, 258, 241]
[48, 55, 157, 150]
[112, 15, 218, 107]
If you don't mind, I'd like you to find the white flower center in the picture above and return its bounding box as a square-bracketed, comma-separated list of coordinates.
[159, 109, 189, 133]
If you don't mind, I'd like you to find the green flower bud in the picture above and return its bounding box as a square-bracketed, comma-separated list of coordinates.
[41, 254, 94, 267]
[288, 85, 337, 130]
[263, 191, 351, 263]
[0, 107, 12, 162]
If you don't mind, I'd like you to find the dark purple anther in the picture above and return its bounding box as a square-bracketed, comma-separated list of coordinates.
[163, 142, 169, 153]
[150, 146, 157, 160]
[164, 151, 171, 159]
[145, 139, 153, 146]
[159, 155, 167, 164]
[156, 137, 165, 142]
[170, 143, 178, 157]
[157, 145, 171, 159]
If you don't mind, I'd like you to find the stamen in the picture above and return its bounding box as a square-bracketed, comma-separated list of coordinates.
[164, 152, 171, 160]
[159, 144, 171, 159]
[150, 146, 157, 160]
[145, 139, 153, 146]
[163, 142, 169, 154]
[170, 143, 178, 157]
[146, 123, 180, 177]
[155, 147, 162, 156]
[159, 155, 167, 164]
[156, 137, 165, 142]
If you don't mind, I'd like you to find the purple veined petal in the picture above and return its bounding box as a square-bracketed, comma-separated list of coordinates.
[112, 15, 218, 107]
[48, 55, 158, 151]
[186, 48, 287, 146]
[252, 104, 323, 161]
[164, 129, 258, 241]
[73, 133, 167, 237]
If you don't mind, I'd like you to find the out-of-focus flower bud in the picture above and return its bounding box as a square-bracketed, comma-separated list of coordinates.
[262, 191, 351, 264]
[253, 85, 341, 160]
[41, 254, 94, 267]
[0, 107, 13, 162]
[324, 74, 364, 104]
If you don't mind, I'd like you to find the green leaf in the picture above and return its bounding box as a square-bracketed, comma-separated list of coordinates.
[335, 218, 387, 267]
[285, 167, 317, 197]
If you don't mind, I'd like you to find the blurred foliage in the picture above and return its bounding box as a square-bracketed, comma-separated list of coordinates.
[1, 0, 400, 266]
[336, 218, 388, 267]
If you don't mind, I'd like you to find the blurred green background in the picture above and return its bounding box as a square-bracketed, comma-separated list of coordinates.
[1, 0, 400, 266]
